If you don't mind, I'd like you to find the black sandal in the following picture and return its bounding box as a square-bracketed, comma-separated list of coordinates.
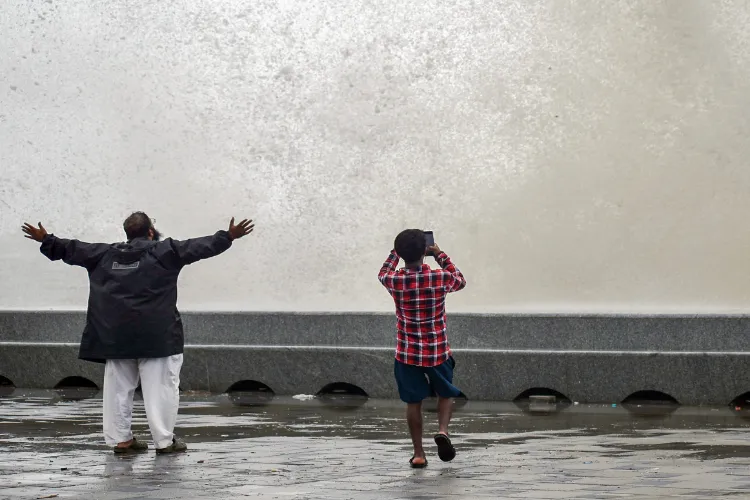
[434, 433, 456, 462]
[409, 456, 428, 469]
[112, 437, 148, 454]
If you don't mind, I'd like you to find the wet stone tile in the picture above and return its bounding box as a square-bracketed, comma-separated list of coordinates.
[2, 392, 750, 499]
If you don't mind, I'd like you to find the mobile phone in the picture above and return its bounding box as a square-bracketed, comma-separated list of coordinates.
[424, 230, 434, 249]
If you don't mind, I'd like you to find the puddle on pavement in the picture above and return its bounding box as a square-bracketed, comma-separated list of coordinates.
[2, 389, 750, 457]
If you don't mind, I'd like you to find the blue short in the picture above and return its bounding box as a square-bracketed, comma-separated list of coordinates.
[394, 357, 462, 404]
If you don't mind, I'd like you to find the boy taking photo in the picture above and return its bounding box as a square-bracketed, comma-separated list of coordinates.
[378, 229, 467, 468]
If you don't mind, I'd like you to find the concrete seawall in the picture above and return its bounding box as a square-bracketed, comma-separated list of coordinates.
[1, 311, 749, 405]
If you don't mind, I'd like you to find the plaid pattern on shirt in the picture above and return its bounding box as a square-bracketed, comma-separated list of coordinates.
[378, 250, 467, 367]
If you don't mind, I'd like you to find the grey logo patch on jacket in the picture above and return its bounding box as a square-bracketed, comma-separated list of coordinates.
[112, 261, 140, 270]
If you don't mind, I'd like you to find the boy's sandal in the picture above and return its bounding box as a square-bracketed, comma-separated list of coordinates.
[434, 433, 456, 462]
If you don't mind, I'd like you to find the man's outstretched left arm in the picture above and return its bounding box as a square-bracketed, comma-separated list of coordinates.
[169, 217, 254, 267]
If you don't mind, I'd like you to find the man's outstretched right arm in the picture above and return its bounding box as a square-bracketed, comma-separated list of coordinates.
[40, 236, 112, 269]
[23, 222, 110, 270]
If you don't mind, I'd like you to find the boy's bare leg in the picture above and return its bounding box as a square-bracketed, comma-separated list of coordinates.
[434, 397, 457, 462]
[437, 397, 453, 436]
[406, 402, 425, 464]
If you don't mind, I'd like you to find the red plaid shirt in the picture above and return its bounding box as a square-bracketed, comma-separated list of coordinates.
[378, 250, 467, 367]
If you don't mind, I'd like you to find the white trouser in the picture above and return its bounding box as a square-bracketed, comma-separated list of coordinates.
[102, 354, 183, 449]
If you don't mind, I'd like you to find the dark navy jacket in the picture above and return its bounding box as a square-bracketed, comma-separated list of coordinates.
[39, 232, 233, 363]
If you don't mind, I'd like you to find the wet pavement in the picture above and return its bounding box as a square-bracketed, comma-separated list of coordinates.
[2, 390, 750, 499]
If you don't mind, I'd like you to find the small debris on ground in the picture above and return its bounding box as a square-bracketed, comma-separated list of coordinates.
[292, 394, 315, 401]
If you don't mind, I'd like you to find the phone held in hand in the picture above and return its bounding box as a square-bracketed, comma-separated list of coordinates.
[424, 230, 434, 248]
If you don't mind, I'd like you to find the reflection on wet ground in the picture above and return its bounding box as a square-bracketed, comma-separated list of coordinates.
[2, 390, 750, 499]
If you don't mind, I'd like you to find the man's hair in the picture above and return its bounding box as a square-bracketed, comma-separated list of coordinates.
[394, 229, 426, 263]
[123, 212, 152, 240]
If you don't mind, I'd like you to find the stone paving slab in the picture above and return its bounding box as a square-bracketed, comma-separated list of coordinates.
[2, 392, 750, 499]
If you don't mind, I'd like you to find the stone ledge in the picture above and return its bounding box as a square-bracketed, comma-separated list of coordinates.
[2, 311, 750, 351]
[2, 342, 749, 405]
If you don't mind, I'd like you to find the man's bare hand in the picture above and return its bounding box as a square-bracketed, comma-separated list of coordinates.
[426, 244, 442, 257]
[228, 217, 254, 240]
[22, 222, 48, 242]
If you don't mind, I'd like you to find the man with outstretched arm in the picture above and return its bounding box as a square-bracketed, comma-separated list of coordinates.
[22, 213, 254, 454]
[378, 229, 467, 468]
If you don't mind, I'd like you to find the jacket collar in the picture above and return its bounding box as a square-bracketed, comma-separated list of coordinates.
[121, 237, 155, 249]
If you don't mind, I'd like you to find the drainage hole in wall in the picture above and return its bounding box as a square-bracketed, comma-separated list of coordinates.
[317, 382, 368, 409]
[621, 390, 679, 417]
[226, 380, 275, 406]
[731, 392, 750, 409]
[513, 388, 572, 414]
[730, 392, 750, 419]
[54, 376, 99, 401]
[0, 376, 15, 397]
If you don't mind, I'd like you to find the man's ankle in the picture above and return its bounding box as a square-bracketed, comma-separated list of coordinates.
[116, 439, 133, 448]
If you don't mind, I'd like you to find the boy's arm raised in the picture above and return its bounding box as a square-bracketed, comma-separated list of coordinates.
[429, 244, 466, 292]
[378, 250, 400, 287]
